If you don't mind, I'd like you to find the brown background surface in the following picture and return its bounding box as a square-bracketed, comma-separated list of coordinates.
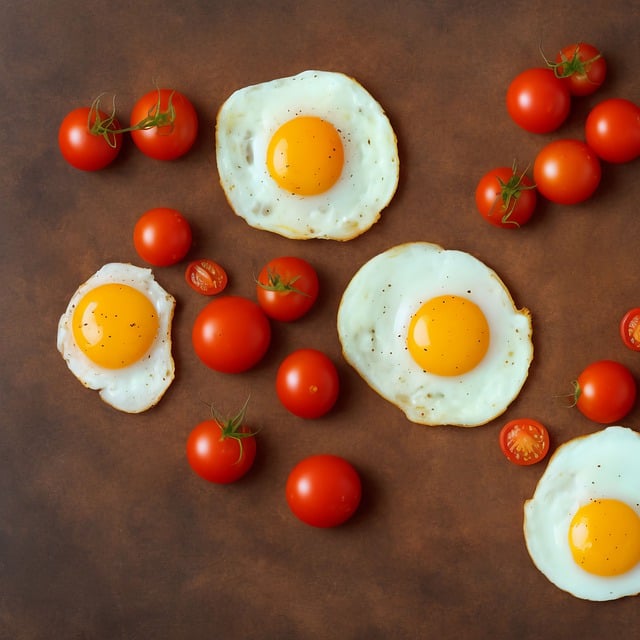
[2, 1, 640, 638]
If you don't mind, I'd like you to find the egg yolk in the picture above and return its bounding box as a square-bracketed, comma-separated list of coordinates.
[266, 116, 344, 195]
[568, 498, 640, 577]
[72, 283, 159, 369]
[407, 295, 490, 376]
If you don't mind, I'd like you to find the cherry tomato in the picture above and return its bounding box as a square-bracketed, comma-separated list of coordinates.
[573, 360, 637, 424]
[276, 349, 339, 419]
[192, 296, 271, 373]
[133, 207, 192, 266]
[286, 454, 362, 528]
[186, 402, 256, 484]
[550, 42, 607, 96]
[474, 165, 537, 228]
[533, 139, 601, 205]
[256, 256, 319, 322]
[585, 98, 640, 164]
[499, 418, 550, 466]
[185, 259, 228, 296]
[130, 89, 198, 160]
[58, 106, 122, 171]
[620, 308, 640, 352]
[506, 68, 571, 134]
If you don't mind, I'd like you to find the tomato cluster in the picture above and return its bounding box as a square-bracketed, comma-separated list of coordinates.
[58, 88, 198, 171]
[477, 42, 639, 229]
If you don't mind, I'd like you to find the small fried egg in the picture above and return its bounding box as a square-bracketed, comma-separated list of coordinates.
[215, 69, 399, 241]
[57, 263, 175, 413]
[524, 426, 640, 601]
[337, 242, 533, 426]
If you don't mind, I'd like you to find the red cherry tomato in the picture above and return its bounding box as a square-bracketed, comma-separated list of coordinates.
[256, 256, 319, 322]
[551, 42, 607, 96]
[185, 259, 228, 296]
[533, 139, 601, 205]
[585, 98, 640, 164]
[58, 106, 122, 171]
[499, 418, 550, 466]
[506, 68, 571, 134]
[186, 402, 256, 484]
[573, 360, 637, 424]
[192, 296, 271, 373]
[133, 207, 192, 266]
[474, 165, 537, 228]
[276, 349, 339, 419]
[286, 454, 362, 528]
[130, 89, 198, 160]
[620, 308, 640, 352]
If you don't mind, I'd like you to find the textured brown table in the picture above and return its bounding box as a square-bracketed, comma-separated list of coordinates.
[2, 1, 640, 638]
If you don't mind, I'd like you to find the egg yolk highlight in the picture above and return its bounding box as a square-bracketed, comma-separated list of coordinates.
[568, 498, 640, 577]
[266, 116, 344, 195]
[72, 283, 159, 369]
[407, 295, 490, 376]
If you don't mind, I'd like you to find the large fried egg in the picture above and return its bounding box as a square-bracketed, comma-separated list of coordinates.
[215, 69, 399, 241]
[337, 242, 533, 426]
[57, 263, 175, 413]
[524, 426, 640, 601]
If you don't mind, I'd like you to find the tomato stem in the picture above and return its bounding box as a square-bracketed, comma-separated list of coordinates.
[539, 42, 602, 79]
[87, 89, 177, 144]
[257, 269, 310, 297]
[489, 160, 536, 227]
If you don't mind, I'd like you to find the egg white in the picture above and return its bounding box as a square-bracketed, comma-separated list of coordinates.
[57, 263, 175, 413]
[524, 426, 640, 601]
[337, 242, 533, 426]
[215, 69, 399, 241]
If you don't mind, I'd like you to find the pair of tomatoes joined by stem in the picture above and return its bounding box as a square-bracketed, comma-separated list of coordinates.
[286, 454, 362, 527]
[573, 360, 637, 424]
[475, 165, 537, 228]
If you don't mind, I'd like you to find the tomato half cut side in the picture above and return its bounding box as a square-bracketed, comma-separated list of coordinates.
[185, 259, 228, 295]
[499, 418, 550, 466]
[620, 308, 640, 352]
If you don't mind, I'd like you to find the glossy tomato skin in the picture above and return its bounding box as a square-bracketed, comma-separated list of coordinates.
[506, 68, 571, 134]
[192, 296, 271, 373]
[276, 349, 340, 419]
[286, 454, 362, 527]
[58, 107, 122, 171]
[475, 166, 537, 228]
[555, 42, 607, 96]
[585, 98, 640, 164]
[186, 420, 256, 484]
[533, 139, 601, 205]
[575, 360, 637, 424]
[185, 259, 228, 296]
[256, 257, 319, 322]
[620, 308, 640, 352]
[130, 89, 198, 160]
[499, 418, 550, 466]
[133, 207, 192, 266]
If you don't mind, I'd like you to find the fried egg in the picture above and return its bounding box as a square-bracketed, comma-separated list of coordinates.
[337, 242, 533, 426]
[215, 69, 399, 241]
[524, 426, 640, 601]
[57, 263, 175, 413]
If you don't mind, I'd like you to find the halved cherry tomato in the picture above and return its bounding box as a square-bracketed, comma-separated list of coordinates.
[620, 308, 640, 352]
[185, 259, 228, 296]
[573, 360, 637, 424]
[499, 418, 550, 466]
[548, 42, 607, 96]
